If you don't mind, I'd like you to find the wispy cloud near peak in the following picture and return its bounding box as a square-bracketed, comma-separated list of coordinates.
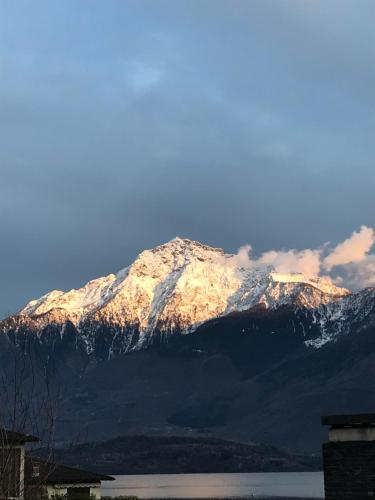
[229, 226, 375, 290]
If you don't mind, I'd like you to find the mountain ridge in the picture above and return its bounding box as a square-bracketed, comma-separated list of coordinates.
[1, 237, 354, 356]
[1, 238, 375, 451]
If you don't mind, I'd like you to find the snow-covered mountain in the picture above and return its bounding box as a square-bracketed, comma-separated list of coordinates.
[305, 285, 375, 347]
[1, 237, 374, 356]
[3, 238, 375, 451]
[20, 238, 348, 324]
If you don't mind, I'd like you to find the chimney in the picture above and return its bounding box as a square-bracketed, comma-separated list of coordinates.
[322, 413, 375, 499]
[32, 463, 40, 478]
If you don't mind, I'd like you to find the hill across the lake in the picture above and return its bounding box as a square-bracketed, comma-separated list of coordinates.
[45, 435, 321, 475]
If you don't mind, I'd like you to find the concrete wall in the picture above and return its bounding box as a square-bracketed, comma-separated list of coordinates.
[329, 426, 375, 442]
[20, 445, 25, 500]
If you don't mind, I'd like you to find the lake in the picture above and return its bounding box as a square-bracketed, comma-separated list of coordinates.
[101, 472, 324, 498]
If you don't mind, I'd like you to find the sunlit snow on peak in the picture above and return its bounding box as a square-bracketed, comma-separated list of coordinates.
[18, 238, 349, 343]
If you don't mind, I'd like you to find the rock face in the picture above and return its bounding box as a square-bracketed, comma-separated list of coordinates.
[1, 237, 356, 357]
[2, 238, 375, 452]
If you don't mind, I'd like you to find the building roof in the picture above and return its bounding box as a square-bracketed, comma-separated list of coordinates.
[322, 413, 375, 427]
[25, 457, 114, 485]
[0, 428, 39, 444]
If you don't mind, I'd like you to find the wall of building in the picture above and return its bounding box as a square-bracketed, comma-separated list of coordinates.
[323, 441, 375, 500]
[46, 482, 101, 499]
[0, 444, 24, 500]
[20, 444, 25, 500]
[329, 426, 375, 442]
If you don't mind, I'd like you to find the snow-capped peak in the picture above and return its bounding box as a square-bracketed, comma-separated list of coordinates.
[17, 238, 350, 346]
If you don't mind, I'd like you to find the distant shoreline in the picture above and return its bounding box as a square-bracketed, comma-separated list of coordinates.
[102, 497, 324, 500]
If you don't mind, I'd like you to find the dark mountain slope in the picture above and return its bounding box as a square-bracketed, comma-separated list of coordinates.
[2, 239, 375, 454]
[39, 306, 375, 453]
[43, 435, 320, 474]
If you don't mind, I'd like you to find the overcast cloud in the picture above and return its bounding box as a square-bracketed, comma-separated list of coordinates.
[0, 0, 374, 316]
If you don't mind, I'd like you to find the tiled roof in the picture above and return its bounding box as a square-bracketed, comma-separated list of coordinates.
[0, 428, 39, 444]
[25, 457, 114, 485]
[322, 414, 375, 427]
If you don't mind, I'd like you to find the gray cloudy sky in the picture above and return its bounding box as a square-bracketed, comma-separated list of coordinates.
[1, 0, 374, 316]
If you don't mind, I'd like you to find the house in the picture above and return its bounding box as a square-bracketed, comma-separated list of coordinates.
[25, 457, 114, 499]
[0, 428, 39, 500]
[0, 428, 114, 500]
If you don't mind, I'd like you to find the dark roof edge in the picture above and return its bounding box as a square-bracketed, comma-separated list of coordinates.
[0, 429, 40, 443]
[322, 413, 375, 426]
[26, 456, 114, 484]
[47, 463, 115, 483]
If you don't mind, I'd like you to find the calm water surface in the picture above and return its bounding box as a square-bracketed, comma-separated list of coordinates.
[102, 472, 324, 498]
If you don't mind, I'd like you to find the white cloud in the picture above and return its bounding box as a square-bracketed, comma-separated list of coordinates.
[227, 244, 253, 268]
[228, 225, 375, 290]
[258, 248, 322, 278]
[224, 244, 321, 278]
[343, 255, 375, 290]
[323, 225, 375, 271]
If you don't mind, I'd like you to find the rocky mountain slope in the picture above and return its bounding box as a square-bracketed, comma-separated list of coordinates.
[0, 237, 363, 357]
[46, 305, 375, 453]
[1, 237, 375, 452]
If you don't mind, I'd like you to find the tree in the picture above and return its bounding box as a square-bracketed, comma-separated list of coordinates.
[0, 334, 58, 499]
